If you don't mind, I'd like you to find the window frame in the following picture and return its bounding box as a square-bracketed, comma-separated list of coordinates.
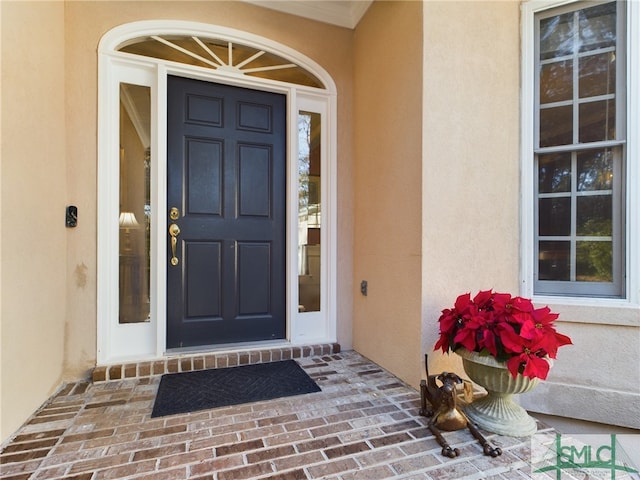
[521, 0, 639, 306]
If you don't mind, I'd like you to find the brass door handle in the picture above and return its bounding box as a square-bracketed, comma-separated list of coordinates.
[169, 223, 180, 266]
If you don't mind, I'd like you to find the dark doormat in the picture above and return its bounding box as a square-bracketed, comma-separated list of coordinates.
[151, 359, 321, 418]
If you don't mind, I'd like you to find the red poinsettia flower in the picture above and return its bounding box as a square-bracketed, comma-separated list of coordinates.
[510, 296, 535, 314]
[472, 289, 494, 310]
[453, 314, 484, 352]
[480, 324, 499, 357]
[500, 332, 551, 380]
[507, 349, 551, 380]
[518, 307, 573, 358]
[434, 289, 572, 381]
[489, 292, 515, 317]
[434, 292, 474, 353]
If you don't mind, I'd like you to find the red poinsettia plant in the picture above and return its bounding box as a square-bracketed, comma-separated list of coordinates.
[434, 289, 572, 380]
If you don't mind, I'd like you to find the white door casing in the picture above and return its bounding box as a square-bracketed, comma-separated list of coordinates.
[97, 21, 338, 364]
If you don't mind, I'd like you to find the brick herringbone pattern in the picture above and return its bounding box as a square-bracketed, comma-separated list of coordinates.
[1, 352, 556, 479]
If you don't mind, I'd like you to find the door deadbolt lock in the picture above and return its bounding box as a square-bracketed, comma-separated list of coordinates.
[169, 207, 180, 220]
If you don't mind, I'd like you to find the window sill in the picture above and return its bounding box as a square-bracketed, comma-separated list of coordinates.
[531, 295, 640, 327]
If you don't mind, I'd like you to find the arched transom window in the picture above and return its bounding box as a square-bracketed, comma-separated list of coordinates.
[117, 35, 325, 88]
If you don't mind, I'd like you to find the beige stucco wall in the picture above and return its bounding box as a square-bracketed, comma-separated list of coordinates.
[1, 1, 68, 440]
[419, 1, 639, 429]
[352, 1, 424, 387]
[421, 0, 521, 375]
[519, 309, 640, 428]
[1, 0, 636, 445]
[0, 0, 355, 442]
[62, 0, 355, 379]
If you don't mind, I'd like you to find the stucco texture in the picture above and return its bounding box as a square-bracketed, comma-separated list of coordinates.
[1, 1, 68, 440]
[1, 0, 356, 441]
[64, 0, 356, 372]
[2, 0, 638, 444]
[421, 1, 521, 377]
[418, 1, 639, 429]
[352, 1, 424, 387]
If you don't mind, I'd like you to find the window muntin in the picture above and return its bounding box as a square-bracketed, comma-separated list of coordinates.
[534, 1, 625, 297]
[119, 36, 325, 89]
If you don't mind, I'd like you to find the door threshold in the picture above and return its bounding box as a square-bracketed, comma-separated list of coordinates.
[165, 339, 289, 356]
[92, 342, 340, 383]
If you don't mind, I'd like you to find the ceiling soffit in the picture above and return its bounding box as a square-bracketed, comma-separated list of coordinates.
[243, 1, 373, 29]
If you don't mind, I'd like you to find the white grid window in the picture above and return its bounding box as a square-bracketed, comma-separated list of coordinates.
[533, 1, 626, 297]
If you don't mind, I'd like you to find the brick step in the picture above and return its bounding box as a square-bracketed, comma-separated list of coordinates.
[92, 342, 340, 383]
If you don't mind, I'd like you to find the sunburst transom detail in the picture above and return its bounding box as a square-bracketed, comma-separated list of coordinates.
[118, 35, 325, 89]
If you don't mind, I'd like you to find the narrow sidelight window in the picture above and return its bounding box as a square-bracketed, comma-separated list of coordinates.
[119, 83, 151, 322]
[298, 111, 322, 312]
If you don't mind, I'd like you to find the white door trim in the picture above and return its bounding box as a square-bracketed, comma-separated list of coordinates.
[97, 21, 337, 364]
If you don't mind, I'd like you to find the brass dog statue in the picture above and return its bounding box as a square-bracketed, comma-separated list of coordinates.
[419, 354, 502, 458]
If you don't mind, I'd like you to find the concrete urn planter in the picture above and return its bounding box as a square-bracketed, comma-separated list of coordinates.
[457, 348, 542, 437]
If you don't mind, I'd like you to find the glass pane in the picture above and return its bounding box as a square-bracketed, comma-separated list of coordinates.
[539, 241, 570, 280]
[540, 12, 574, 60]
[540, 60, 573, 104]
[579, 53, 616, 98]
[538, 152, 571, 193]
[578, 2, 616, 53]
[540, 105, 572, 147]
[577, 195, 612, 236]
[119, 83, 151, 324]
[298, 111, 321, 313]
[120, 36, 324, 89]
[577, 149, 613, 191]
[539, 197, 571, 236]
[576, 241, 612, 282]
[123, 36, 212, 69]
[579, 99, 615, 143]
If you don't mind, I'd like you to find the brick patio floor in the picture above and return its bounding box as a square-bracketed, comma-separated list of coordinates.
[1, 351, 561, 480]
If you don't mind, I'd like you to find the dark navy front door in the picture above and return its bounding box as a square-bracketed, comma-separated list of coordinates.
[166, 75, 286, 349]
